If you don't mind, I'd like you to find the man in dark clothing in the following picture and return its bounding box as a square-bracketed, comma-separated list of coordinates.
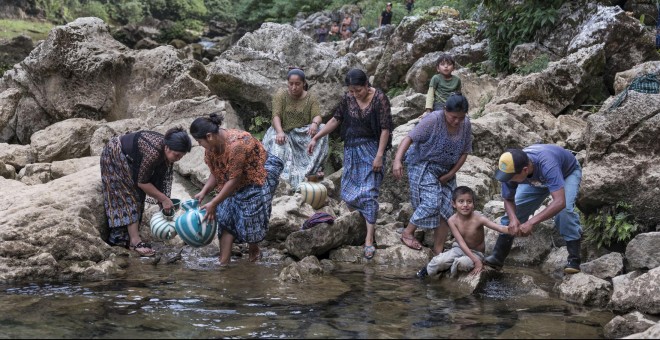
[379, 2, 393, 26]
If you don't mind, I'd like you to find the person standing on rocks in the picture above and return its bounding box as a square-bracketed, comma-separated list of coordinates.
[307, 68, 393, 260]
[379, 2, 393, 26]
[486, 145, 583, 274]
[392, 93, 472, 255]
[190, 113, 284, 265]
[100, 127, 191, 257]
[262, 68, 328, 190]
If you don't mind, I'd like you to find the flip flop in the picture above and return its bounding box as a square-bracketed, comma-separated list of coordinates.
[400, 235, 423, 250]
[363, 245, 376, 259]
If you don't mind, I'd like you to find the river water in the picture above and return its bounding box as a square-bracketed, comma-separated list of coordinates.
[0, 253, 613, 339]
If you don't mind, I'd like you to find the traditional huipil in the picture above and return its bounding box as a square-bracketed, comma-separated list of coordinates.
[205, 130, 283, 243]
[262, 88, 328, 189]
[405, 110, 472, 229]
[335, 88, 393, 224]
[100, 131, 173, 246]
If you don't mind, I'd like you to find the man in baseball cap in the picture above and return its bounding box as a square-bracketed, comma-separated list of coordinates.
[486, 144, 583, 275]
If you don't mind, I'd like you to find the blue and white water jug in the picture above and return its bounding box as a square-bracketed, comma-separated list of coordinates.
[175, 199, 217, 247]
[150, 199, 181, 240]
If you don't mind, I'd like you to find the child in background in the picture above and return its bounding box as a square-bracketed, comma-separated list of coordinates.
[416, 186, 510, 279]
[424, 53, 462, 114]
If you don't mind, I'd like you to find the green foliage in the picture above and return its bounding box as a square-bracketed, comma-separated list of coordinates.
[0, 19, 54, 40]
[73, 1, 110, 22]
[482, 0, 565, 73]
[515, 54, 550, 76]
[248, 115, 271, 136]
[107, 1, 145, 24]
[386, 85, 406, 98]
[583, 202, 642, 249]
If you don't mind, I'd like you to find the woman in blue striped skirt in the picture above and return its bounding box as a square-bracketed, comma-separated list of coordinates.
[190, 113, 284, 265]
[392, 93, 472, 255]
[307, 69, 393, 260]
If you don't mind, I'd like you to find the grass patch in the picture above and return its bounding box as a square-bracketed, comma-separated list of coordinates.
[0, 19, 54, 41]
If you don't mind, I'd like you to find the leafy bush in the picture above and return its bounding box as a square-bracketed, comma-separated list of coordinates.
[481, 0, 565, 73]
[386, 85, 406, 98]
[108, 0, 145, 25]
[515, 54, 550, 75]
[74, 1, 109, 22]
[583, 202, 642, 249]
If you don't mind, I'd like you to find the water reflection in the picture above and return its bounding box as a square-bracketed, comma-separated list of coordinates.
[0, 259, 612, 338]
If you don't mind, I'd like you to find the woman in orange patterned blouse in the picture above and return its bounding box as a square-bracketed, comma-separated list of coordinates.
[190, 113, 284, 265]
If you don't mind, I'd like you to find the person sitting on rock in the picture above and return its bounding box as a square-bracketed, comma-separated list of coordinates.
[261, 68, 328, 190]
[340, 25, 352, 40]
[486, 144, 584, 274]
[416, 186, 510, 278]
[100, 127, 191, 257]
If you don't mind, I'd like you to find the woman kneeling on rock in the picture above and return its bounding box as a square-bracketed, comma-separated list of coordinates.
[101, 127, 192, 257]
[190, 113, 284, 265]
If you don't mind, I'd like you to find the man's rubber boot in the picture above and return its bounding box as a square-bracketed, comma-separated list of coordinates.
[484, 234, 514, 270]
[564, 239, 582, 274]
[416, 266, 428, 279]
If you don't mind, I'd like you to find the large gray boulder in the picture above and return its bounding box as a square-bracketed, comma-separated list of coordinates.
[604, 312, 659, 339]
[580, 251, 624, 280]
[625, 232, 660, 271]
[536, 3, 659, 89]
[556, 272, 612, 307]
[0, 166, 123, 282]
[284, 210, 366, 260]
[580, 92, 660, 226]
[206, 22, 359, 125]
[610, 268, 660, 314]
[30, 118, 98, 163]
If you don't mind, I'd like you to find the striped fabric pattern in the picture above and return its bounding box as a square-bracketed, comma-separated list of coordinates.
[175, 199, 217, 247]
[407, 160, 456, 229]
[262, 124, 329, 189]
[215, 153, 284, 243]
[100, 136, 143, 246]
[298, 181, 328, 209]
[150, 211, 178, 240]
[341, 139, 384, 225]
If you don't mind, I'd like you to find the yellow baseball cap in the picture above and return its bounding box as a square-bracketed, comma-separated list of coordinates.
[494, 149, 528, 182]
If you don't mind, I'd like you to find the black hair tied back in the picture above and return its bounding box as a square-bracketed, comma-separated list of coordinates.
[164, 127, 192, 153]
[190, 112, 223, 139]
[445, 92, 469, 113]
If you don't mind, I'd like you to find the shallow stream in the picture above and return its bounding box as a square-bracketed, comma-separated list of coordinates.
[0, 255, 613, 338]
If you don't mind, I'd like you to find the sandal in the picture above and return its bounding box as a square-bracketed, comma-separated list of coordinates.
[130, 241, 155, 257]
[400, 235, 423, 250]
[363, 245, 376, 260]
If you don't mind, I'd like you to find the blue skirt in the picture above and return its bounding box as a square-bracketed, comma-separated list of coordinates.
[407, 160, 455, 229]
[215, 153, 284, 243]
[341, 139, 384, 225]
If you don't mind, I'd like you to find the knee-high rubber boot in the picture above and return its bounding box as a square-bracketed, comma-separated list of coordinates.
[484, 234, 514, 270]
[564, 239, 581, 274]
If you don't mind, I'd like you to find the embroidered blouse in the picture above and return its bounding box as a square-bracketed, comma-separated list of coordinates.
[204, 129, 267, 190]
[333, 88, 393, 148]
[406, 110, 472, 167]
[272, 88, 321, 132]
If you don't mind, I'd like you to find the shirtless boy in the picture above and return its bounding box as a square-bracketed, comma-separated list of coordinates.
[417, 186, 510, 278]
